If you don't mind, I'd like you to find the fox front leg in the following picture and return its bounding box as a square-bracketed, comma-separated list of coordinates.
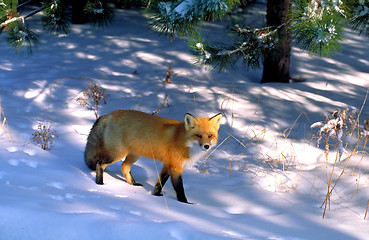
[171, 172, 189, 204]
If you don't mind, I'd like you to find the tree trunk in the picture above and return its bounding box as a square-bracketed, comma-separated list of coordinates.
[261, 0, 291, 83]
[72, 0, 89, 24]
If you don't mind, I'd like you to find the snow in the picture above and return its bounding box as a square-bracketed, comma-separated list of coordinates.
[358, 5, 369, 16]
[174, 0, 194, 17]
[1, 8, 369, 240]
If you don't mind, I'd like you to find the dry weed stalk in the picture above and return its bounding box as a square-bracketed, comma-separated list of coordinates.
[220, 86, 235, 128]
[0, 102, 14, 142]
[197, 135, 231, 172]
[311, 101, 369, 218]
[212, 87, 305, 191]
[262, 142, 300, 191]
[165, 63, 173, 83]
[77, 79, 107, 120]
[253, 113, 308, 192]
[152, 94, 169, 116]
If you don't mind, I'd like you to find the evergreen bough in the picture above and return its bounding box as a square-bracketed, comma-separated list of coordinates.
[0, 0, 116, 54]
[148, 0, 369, 72]
[1, 0, 369, 63]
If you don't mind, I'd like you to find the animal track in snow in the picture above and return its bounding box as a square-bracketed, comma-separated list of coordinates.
[223, 205, 282, 216]
[109, 205, 122, 210]
[8, 158, 38, 168]
[23, 148, 37, 156]
[6, 146, 39, 168]
[7, 146, 38, 156]
[48, 194, 74, 201]
[129, 210, 142, 216]
[25, 160, 38, 168]
[46, 182, 74, 201]
[115, 194, 128, 198]
[8, 159, 20, 166]
[6, 146, 19, 153]
[47, 181, 67, 190]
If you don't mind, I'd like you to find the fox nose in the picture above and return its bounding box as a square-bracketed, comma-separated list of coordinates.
[204, 144, 210, 150]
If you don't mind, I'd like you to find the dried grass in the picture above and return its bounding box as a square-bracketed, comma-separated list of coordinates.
[0, 101, 14, 142]
[311, 92, 369, 218]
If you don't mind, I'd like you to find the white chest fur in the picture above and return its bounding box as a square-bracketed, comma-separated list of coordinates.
[183, 141, 210, 168]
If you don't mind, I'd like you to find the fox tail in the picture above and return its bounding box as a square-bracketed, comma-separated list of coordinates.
[84, 117, 106, 170]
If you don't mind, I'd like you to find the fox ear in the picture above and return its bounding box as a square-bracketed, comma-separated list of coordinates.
[184, 113, 197, 130]
[209, 113, 222, 129]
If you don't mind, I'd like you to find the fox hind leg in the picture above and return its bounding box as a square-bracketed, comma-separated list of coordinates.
[96, 159, 110, 185]
[95, 154, 122, 185]
[121, 153, 142, 186]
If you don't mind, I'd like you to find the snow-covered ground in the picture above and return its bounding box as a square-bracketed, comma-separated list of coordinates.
[1, 8, 369, 240]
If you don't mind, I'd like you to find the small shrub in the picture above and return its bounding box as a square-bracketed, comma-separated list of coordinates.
[32, 121, 58, 150]
[311, 108, 359, 158]
[77, 80, 107, 120]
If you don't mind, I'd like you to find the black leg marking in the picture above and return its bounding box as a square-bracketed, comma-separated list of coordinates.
[153, 170, 170, 196]
[171, 175, 189, 203]
[95, 161, 105, 185]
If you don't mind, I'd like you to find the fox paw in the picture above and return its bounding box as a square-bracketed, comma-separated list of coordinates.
[152, 191, 163, 196]
[96, 180, 104, 185]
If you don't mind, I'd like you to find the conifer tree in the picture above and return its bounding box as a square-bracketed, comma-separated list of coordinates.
[1, 0, 368, 83]
[262, 0, 291, 83]
[147, 0, 369, 83]
[0, 0, 115, 53]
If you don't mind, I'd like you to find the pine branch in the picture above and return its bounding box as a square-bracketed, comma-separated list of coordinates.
[148, 0, 240, 39]
[148, 1, 200, 39]
[290, 0, 347, 57]
[350, 1, 369, 36]
[1, 3, 44, 29]
[42, 0, 70, 35]
[17, 0, 33, 8]
[189, 23, 284, 71]
[0, 15, 22, 29]
[6, 20, 39, 54]
[1, 2, 42, 54]
[85, 0, 114, 29]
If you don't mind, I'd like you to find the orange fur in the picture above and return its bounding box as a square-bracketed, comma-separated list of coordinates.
[84, 110, 222, 203]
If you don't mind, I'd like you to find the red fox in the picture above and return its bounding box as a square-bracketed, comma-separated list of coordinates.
[84, 110, 222, 203]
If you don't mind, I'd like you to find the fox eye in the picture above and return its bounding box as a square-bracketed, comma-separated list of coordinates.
[208, 134, 213, 138]
[195, 134, 202, 139]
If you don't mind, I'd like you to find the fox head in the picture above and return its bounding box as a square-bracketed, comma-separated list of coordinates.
[184, 113, 222, 151]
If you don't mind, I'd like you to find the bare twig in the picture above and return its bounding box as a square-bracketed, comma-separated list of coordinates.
[77, 79, 107, 120]
[152, 94, 169, 115]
